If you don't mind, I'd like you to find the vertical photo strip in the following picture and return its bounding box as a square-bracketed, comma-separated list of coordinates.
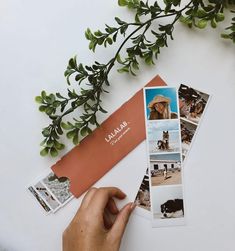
[27, 171, 74, 214]
[144, 86, 185, 227]
[179, 84, 210, 160]
[134, 84, 210, 222]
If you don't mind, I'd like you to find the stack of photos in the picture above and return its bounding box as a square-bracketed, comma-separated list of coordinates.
[143, 86, 185, 227]
[28, 171, 73, 214]
[134, 84, 210, 223]
[179, 84, 210, 159]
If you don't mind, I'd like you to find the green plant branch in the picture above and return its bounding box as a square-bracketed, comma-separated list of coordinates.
[36, 0, 235, 157]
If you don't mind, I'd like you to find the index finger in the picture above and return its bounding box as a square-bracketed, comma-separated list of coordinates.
[89, 187, 126, 214]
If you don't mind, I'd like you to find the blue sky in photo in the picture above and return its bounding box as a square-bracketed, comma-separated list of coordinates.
[150, 153, 181, 161]
[145, 87, 178, 118]
[148, 120, 179, 132]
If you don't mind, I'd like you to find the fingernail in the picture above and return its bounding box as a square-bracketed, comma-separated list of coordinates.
[130, 202, 136, 212]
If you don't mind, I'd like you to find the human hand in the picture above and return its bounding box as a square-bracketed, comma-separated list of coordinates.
[63, 187, 136, 251]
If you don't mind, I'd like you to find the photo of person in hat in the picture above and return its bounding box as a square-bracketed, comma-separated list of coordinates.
[148, 95, 178, 120]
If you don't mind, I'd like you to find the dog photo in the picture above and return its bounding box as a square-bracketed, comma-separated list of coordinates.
[42, 173, 73, 205]
[145, 87, 179, 120]
[150, 153, 182, 186]
[147, 120, 181, 153]
[135, 169, 151, 211]
[181, 119, 197, 155]
[179, 84, 210, 124]
[151, 185, 184, 220]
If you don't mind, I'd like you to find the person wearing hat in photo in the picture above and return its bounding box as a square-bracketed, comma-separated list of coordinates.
[148, 95, 178, 120]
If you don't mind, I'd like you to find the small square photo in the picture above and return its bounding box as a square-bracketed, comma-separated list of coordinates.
[150, 153, 181, 186]
[42, 173, 73, 205]
[145, 87, 178, 120]
[35, 182, 60, 210]
[147, 120, 181, 153]
[152, 185, 184, 219]
[179, 84, 209, 124]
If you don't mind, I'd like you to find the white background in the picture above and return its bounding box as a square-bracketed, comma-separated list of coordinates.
[1, 1, 235, 251]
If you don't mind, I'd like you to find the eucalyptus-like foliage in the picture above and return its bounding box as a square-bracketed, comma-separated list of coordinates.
[36, 0, 235, 157]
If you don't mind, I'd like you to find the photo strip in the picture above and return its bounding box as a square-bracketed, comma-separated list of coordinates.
[28, 171, 74, 214]
[28, 186, 51, 214]
[179, 84, 210, 160]
[134, 168, 151, 219]
[134, 84, 210, 221]
[143, 86, 185, 227]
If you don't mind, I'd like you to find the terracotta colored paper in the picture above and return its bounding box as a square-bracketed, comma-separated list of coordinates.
[52, 75, 166, 198]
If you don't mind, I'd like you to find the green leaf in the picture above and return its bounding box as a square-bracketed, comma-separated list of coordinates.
[61, 122, 74, 130]
[72, 134, 79, 145]
[66, 130, 76, 139]
[41, 91, 47, 99]
[80, 127, 88, 137]
[69, 58, 76, 69]
[85, 28, 92, 40]
[115, 17, 126, 26]
[215, 13, 225, 22]
[46, 139, 54, 147]
[221, 33, 230, 39]
[53, 101, 61, 108]
[42, 128, 50, 137]
[197, 19, 207, 29]
[99, 106, 108, 113]
[40, 147, 49, 157]
[35, 96, 43, 103]
[45, 107, 54, 115]
[211, 19, 217, 29]
[118, 0, 128, 7]
[50, 147, 58, 157]
[196, 9, 207, 18]
[117, 65, 129, 73]
[39, 105, 47, 112]
[40, 139, 47, 146]
[54, 141, 65, 150]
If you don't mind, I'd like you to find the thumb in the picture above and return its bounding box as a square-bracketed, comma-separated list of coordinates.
[108, 202, 135, 244]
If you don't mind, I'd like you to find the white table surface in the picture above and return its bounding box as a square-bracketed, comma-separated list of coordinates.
[1, 1, 235, 251]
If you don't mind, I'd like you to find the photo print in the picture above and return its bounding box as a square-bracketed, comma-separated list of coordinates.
[134, 168, 151, 211]
[34, 182, 60, 211]
[147, 120, 181, 153]
[179, 84, 210, 125]
[145, 87, 179, 120]
[143, 86, 185, 227]
[151, 185, 185, 227]
[28, 186, 51, 213]
[42, 172, 73, 205]
[150, 153, 181, 187]
[181, 119, 197, 156]
[135, 84, 209, 222]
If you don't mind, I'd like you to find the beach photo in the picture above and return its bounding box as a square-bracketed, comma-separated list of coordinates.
[152, 185, 184, 220]
[147, 120, 181, 153]
[145, 87, 179, 120]
[150, 153, 182, 186]
[179, 84, 210, 124]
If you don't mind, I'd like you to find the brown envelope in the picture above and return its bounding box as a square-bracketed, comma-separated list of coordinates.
[52, 75, 167, 198]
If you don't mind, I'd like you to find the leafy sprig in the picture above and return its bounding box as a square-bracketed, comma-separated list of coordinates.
[36, 0, 235, 157]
